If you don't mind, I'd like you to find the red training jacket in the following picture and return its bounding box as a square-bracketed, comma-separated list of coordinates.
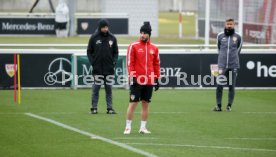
[127, 39, 160, 85]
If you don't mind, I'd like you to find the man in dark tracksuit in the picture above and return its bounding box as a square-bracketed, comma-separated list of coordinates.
[87, 19, 118, 114]
[214, 18, 242, 112]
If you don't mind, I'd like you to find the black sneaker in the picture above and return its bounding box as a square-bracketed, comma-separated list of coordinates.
[91, 108, 98, 114]
[213, 106, 222, 112]
[226, 106, 231, 112]
[107, 108, 117, 114]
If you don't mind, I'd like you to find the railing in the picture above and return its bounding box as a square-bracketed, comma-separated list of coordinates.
[0, 44, 276, 49]
[0, 12, 128, 17]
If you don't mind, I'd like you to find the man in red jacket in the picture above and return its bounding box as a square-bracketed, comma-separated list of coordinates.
[124, 22, 160, 135]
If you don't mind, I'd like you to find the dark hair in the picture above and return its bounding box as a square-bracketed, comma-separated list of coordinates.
[140, 21, 152, 36]
[225, 18, 234, 22]
[98, 19, 109, 28]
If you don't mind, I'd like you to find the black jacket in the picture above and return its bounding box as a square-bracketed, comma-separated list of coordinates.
[87, 31, 118, 75]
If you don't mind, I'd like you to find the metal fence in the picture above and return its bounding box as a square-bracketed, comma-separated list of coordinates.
[198, 0, 276, 44]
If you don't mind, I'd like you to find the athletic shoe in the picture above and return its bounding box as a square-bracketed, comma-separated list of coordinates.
[139, 128, 151, 134]
[91, 108, 98, 114]
[124, 128, 131, 135]
[226, 106, 231, 112]
[213, 106, 222, 112]
[107, 108, 117, 114]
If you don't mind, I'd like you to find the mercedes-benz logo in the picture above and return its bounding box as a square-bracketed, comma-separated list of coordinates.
[44, 58, 72, 85]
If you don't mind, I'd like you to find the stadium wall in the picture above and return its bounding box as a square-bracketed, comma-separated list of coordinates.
[0, 49, 276, 89]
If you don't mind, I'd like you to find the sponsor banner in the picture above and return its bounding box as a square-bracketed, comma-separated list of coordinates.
[160, 53, 276, 87]
[0, 18, 56, 35]
[243, 23, 272, 44]
[0, 53, 276, 88]
[75, 53, 276, 88]
[0, 54, 71, 89]
[238, 54, 276, 87]
[76, 56, 127, 86]
[0, 17, 128, 35]
[77, 18, 128, 35]
[198, 19, 274, 43]
[159, 54, 201, 87]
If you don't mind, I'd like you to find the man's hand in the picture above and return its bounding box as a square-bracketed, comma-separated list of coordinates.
[154, 79, 159, 91]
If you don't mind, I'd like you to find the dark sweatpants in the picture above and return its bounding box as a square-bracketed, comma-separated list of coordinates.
[91, 75, 113, 109]
[216, 69, 238, 108]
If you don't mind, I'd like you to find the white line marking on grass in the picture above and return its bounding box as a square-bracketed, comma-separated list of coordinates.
[0, 112, 78, 115]
[225, 138, 276, 140]
[25, 113, 158, 157]
[125, 143, 276, 152]
[114, 137, 160, 140]
[37, 112, 77, 115]
[242, 112, 276, 114]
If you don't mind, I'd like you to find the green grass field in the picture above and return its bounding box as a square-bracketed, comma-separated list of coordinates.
[0, 11, 275, 157]
[1, 89, 276, 157]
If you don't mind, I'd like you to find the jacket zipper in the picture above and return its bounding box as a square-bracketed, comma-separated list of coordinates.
[145, 43, 148, 76]
[226, 36, 230, 68]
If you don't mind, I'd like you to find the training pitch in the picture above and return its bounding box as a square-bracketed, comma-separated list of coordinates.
[1, 89, 276, 157]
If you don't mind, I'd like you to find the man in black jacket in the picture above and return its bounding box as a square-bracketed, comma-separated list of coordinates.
[87, 19, 118, 114]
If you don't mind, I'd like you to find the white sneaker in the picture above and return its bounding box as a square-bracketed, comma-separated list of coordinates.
[124, 128, 131, 135]
[139, 128, 151, 134]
